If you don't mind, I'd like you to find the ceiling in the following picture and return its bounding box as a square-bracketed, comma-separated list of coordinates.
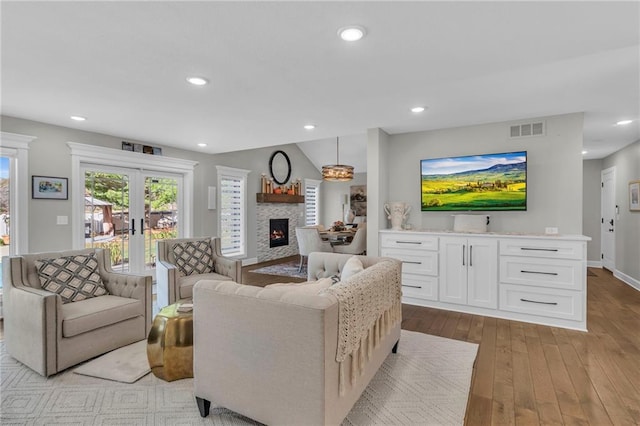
[2, 1, 638, 173]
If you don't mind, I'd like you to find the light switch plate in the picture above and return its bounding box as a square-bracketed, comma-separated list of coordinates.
[56, 215, 68, 225]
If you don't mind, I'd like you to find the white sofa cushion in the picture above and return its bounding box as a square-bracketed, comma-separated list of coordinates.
[265, 277, 333, 294]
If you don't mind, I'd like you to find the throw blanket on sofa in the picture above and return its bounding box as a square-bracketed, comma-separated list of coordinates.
[325, 260, 402, 395]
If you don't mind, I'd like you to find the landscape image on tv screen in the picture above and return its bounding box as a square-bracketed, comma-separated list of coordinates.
[421, 151, 527, 211]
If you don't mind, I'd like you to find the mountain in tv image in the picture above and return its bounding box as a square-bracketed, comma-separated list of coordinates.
[421, 158, 526, 211]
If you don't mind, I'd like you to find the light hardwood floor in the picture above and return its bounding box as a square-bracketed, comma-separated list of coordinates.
[244, 262, 640, 425]
[1, 263, 637, 425]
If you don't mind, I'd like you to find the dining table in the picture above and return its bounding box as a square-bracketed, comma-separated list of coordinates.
[318, 229, 356, 245]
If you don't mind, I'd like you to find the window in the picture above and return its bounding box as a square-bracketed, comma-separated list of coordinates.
[305, 179, 322, 226]
[217, 166, 250, 257]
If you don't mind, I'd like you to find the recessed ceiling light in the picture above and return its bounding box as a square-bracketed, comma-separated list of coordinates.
[70, 115, 86, 121]
[186, 76, 209, 86]
[582, 150, 588, 155]
[338, 26, 366, 41]
[616, 119, 633, 125]
[304, 124, 316, 130]
[411, 106, 426, 113]
[197, 143, 207, 147]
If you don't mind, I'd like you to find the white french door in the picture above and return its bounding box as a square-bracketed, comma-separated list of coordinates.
[601, 167, 616, 271]
[82, 165, 182, 278]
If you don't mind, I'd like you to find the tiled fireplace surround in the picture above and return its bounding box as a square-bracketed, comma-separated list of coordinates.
[256, 203, 304, 262]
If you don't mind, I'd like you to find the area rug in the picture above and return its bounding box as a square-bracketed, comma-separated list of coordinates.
[249, 260, 307, 279]
[1, 330, 478, 425]
[73, 340, 150, 383]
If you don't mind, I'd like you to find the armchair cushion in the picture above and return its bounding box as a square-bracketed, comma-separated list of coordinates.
[34, 253, 108, 303]
[61, 295, 143, 338]
[172, 240, 215, 276]
[177, 272, 234, 300]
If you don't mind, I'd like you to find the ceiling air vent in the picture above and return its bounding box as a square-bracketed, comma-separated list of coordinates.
[509, 121, 545, 139]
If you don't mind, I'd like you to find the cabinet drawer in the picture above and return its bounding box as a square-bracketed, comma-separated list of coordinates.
[380, 233, 438, 251]
[499, 256, 584, 291]
[401, 274, 438, 301]
[499, 239, 584, 260]
[499, 284, 583, 321]
[381, 248, 438, 276]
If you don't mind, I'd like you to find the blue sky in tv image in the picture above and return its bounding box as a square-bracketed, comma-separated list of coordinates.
[421, 151, 526, 176]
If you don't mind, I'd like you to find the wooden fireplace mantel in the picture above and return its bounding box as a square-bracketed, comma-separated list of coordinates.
[256, 193, 305, 204]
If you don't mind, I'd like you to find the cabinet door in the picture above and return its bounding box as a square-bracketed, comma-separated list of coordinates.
[467, 237, 498, 309]
[439, 237, 467, 305]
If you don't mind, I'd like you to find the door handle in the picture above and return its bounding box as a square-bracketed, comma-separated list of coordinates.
[141, 218, 144, 233]
[470, 245, 473, 267]
[131, 218, 136, 235]
[609, 219, 614, 226]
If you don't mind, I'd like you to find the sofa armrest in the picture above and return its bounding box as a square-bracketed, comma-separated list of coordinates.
[5, 285, 60, 376]
[156, 259, 178, 307]
[103, 271, 153, 335]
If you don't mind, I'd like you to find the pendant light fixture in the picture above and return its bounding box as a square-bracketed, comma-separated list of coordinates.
[322, 137, 354, 181]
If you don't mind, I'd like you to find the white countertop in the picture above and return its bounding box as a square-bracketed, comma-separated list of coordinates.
[379, 228, 591, 241]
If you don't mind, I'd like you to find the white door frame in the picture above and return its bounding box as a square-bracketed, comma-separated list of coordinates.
[601, 166, 616, 271]
[68, 142, 198, 249]
[0, 132, 36, 255]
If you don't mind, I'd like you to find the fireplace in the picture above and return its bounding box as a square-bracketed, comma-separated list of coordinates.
[269, 218, 289, 248]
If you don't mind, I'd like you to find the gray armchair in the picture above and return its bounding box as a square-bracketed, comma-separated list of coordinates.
[2, 248, 152, 377]
[295, 227, 334, 272]
[156, 237, 241, 308]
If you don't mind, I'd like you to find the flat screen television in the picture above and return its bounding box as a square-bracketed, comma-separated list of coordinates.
[420, 151, 527, 211]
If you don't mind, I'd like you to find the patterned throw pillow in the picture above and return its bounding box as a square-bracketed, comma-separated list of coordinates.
[171, 240, 214, 276]
[35, 253, 109, 304]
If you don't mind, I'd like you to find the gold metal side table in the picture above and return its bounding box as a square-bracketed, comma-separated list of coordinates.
[147, 302, 193, 381]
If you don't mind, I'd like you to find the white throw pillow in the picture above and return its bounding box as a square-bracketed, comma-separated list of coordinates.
[341, 256, 364, 281]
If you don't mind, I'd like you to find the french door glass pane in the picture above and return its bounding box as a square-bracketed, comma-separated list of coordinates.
[84, 171, 130, 272]
[0, 156, 10, 289]
[144, 176, 178, 271]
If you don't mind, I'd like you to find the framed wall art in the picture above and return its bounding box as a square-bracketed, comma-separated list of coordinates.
[629, 180, 640, 211]
[32, 176, 68, 200]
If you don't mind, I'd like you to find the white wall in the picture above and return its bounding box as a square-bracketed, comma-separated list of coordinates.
[0, 115, 321, 258]
[383, 113, 585, 234]
[320, 173, 366, 227]
[602, 139, 640, 285]
[582, 159, 603, 264]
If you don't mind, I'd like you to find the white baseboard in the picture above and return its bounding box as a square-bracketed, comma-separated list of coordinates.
[614, 269, 640, 292]
[242, 257, 258, 266]
[587, 260, 603, 268]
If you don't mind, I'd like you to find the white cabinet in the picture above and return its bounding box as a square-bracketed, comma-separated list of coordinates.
[498, 238, 586, 324]
[380, 233, 439, 301]
[440, 237, 498, 309]
[379, 230, 589, 331]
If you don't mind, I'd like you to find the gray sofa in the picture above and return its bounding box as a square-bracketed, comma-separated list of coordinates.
[2, 248, 152, 376]
[192, 252, 402, 425]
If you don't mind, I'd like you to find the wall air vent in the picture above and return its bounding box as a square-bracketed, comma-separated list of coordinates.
[509, 121, 545, 139]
